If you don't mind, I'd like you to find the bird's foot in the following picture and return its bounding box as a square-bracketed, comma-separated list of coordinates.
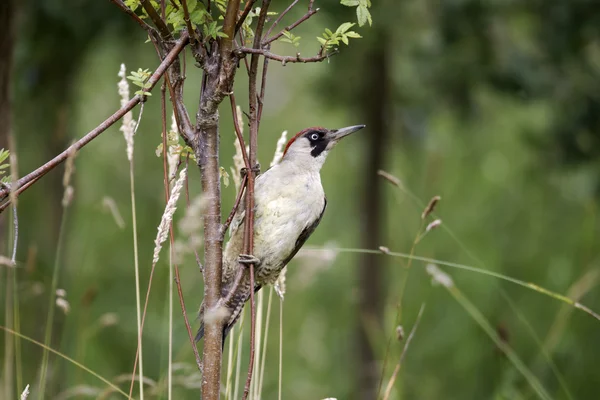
[237, 254, 260, 266]
[241, 163, 261, 177]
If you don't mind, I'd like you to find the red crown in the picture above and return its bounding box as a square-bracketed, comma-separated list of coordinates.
[283, 127, 327, 156]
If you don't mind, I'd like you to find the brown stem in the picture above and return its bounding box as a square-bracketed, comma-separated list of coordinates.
[242, 2, 270, 398]
[181, 0, 198, 44]
[262, 4, 318, 46]
[140, 0, 173, 40]
[240, 47, 335, 64]
[199, 2, 242, 399]
[110, 0, 158, 35]
[220, 0, 241, 58]
[257, 54, 269, 127]
[234, 0, 258, 34]
[222, 174, 248, 235]
[229, 94, 251, 169]
[184, 154, 204, 272]
[0, 32, 190, 210]
[263, 0, 299, 39]
[198, 120, 224, 400]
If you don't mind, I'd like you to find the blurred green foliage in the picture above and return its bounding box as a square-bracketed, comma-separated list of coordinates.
[1, 0, 600, 399]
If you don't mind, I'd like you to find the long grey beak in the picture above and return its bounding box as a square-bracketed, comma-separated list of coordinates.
[327, 124, 366, 141]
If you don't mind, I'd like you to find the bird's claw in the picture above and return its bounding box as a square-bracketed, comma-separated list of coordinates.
[237, 254, 260, 265]
[241, 163, 261, 177]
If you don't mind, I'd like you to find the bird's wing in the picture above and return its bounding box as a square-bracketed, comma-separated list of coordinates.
[280, 197, 327, 268]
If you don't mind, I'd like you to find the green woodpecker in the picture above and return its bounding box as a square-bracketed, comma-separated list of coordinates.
[196, 124, 365, 342]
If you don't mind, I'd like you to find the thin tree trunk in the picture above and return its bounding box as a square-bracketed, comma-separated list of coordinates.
[198, 119, 224, 399]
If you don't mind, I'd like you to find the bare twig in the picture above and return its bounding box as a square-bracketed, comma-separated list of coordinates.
[110, 0, 158, 34]
[236, 32, 252, 74]
[229, 94, 251, 170]
[0, 32, 190, 211]
[242, 2, 271, 399]
[159, 72, 202, 372]
[262, 3, 318, 46]
[382, 304, 426, 400]
[263, 0, 299, 39]
[257, 54, 269, 126]
[183, 155, 204, 273]
[235, 0, 258, 34]
[240, 47, 335, 64]
[180, 0, 198, 44]
[172, 235, 202, 369]
[140, 0, 173, 40]
[222, 174, 248, 235]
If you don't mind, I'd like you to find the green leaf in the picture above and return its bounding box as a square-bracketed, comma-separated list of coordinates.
[356, 5, 371, 27]
[317, 37, 327, 46]
[336, 22, 355, 34]
[345, 31, 362, 38]
[340, 0, 359, 5]
[190, 9, 208, 25]
[124, 0, 140, 11]
[0, 149, 9, 163]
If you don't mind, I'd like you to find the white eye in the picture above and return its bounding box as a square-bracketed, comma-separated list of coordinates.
[310, 133, 320, 141]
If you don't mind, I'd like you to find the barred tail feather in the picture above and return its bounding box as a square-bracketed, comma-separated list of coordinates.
[195, 284, 262, 344]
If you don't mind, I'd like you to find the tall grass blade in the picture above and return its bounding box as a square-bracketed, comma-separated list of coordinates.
[501, 291, 574, 400]
[0, 325, 129, 398]
[278, 299, 283, 400]
[328, 247, 600, 322]
[427, 265, 553, 400]
[257, 287, 274, 399]
[38, 175, 72, 398]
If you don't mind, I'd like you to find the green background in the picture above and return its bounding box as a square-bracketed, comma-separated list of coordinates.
[2, 0, 600, 399]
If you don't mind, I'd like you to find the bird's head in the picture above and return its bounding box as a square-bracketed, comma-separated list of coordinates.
[281, 124, 365, 170]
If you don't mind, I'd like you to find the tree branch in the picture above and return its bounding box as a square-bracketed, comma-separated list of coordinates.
[234, 0, 258, 34]
[229, 93, 251, 169]
[222, 174, 247, 235]
[180, 0, 198, 44]
[242, 2, 270, 398]
[263, 0, 298, 40]
[257, 54, 269, 126]
[140, 0, 173, 40]
[0, 32, 190, 210]
[262, 2, 318, 46]
[240, 47, 335, 64]
[110, 0, 158, 35]
[221, 0, 241, 58]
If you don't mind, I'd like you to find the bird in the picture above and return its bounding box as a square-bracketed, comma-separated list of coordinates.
[196, 124, 365, 343]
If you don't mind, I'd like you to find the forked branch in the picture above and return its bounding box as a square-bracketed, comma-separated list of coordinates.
[262, 1, 318, 45]
[240, 47, 335, 64]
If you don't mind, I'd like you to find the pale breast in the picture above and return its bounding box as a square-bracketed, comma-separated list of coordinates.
[252, 165, 325, 283]
[221, 163, 325, 286]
